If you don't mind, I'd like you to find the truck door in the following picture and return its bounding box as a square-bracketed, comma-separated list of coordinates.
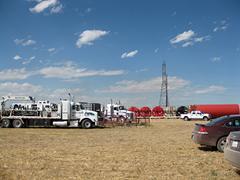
[191, 111, 197, 119]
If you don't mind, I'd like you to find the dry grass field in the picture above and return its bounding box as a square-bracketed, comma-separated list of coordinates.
[0, 118, 240, 179]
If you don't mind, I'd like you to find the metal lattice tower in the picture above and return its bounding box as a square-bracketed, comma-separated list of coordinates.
[159, 60, 169, 108]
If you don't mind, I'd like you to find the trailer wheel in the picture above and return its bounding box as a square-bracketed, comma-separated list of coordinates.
[184, 116, 189, 121]
[13, 119, 23, 128]
[1, 119, 11, 128]
[81, 119, 92, 129]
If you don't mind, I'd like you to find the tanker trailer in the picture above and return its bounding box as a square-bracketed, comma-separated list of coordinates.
[190, 104, 240, 119]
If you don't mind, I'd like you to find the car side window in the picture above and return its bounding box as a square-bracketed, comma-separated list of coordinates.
[225, 121, 233, 127]
[234, 119, 240, 127]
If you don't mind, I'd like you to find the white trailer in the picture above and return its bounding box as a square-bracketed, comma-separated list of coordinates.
[0, 96, 99, 129]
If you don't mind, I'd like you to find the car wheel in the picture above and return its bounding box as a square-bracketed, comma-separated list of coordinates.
[1, 119, 11, 128]
[81, 119, 92, 129]
[217, 136, 227, 153]
[203, 116, 208, 121]
[184, 116, 189, 121]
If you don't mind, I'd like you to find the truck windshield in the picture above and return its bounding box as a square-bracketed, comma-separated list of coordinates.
[72, 105, 80, 111]
[119, 106, 126, 110]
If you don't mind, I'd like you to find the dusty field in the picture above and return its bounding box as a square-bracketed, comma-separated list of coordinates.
[0, 119, 240, 180]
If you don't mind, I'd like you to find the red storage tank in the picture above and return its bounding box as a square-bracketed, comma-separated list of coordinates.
[128, 107, 140, 117]
[152, 106, 164, 117]
[140, 107, 151, 117]
[190, 104, 240, 119]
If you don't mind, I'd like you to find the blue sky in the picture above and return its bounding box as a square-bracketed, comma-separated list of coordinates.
[0, 0, 240, 109]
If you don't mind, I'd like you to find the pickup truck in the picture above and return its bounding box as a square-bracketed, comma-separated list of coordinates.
[180, 111, 211, 121]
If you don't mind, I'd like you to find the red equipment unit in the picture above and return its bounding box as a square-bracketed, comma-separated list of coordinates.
[152, 106, 164, 117]
[128, 107, 140, 117]
[190, 104, 240, 119]
[140, 107, 151, 117]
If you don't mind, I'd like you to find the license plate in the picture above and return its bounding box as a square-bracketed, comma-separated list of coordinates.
[232, 141, 238, 148]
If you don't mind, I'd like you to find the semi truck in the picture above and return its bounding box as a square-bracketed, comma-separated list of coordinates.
[0, 95, 99, 129]
[104, 103, 135, 124]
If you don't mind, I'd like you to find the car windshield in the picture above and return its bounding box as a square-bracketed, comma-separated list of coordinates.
[205, 116, 229, 126]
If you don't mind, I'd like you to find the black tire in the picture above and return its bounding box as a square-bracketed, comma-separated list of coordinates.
[184, 116, 189, 121]
[81, 119, 92, 129]
[203, 116, 208, 121]
[118, 117, 125, 125]
[1, 119, 11, 128]
[217, 136, 227, 153]
[12, 119, 23, 128]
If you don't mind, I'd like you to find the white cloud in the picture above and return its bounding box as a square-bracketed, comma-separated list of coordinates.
[96, 76, 190, 93]
[76, 30, 110, 48]
[182, 42, 194, 47]
[23, 56, 35, 65]
[86, 8, 92, 13]
[213, 21, 229, 32]
[172, 11, 177, 16]
[48, 48, 55, 52]
[221, 21, 226, 25]
[170, 30, 195, 44]
[0, 82, 42, 96]
[53, 88, 85, 95]
[121, 50, 138, 58]
[29, 0, 58, 13]
[155, 48, 158, 52]
[22, 40, 36, 46]
[14, 39, 24, 44]
[13, 55, 22, 60]
[0, 62, 126, 80]
[194, 37, 203, 42]
[136, 69, 148, 73]
[50, 4, 62, 13]
[195, 85, 227, 94]
[213, 27, 218, 32]
[211, 56, 222, 62]
[0, 68, 37, 80]
[237, 47, 240, 51]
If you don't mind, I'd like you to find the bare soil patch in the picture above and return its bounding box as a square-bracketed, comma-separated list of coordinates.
[0, 119, 239, 179]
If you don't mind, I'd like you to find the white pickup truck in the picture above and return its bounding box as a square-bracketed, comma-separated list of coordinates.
[180, 111, 211, 121]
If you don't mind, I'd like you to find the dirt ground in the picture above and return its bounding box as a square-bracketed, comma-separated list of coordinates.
[0, 118, 240, 180]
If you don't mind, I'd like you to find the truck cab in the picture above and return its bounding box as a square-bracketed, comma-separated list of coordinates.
[105, 103, 135, 123]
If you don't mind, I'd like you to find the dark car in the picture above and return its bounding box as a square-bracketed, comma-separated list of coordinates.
[224, 131, 240, 168]
[191, 115, 240, 152]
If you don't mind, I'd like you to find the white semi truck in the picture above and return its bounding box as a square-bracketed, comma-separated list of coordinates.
[105, 103, 135, 124]
[0, 96, 99, 128]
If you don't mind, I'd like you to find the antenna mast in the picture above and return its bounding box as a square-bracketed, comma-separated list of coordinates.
[159, 60, 169, 108]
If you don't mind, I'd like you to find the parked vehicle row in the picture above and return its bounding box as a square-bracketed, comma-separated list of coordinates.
[191, 115, 240, 169]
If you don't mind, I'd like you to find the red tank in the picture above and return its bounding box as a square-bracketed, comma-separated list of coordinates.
[152, 106, 164, 117]
[190, 104, 240, 119]
[128, 107, 140, 117]
[140, 107, 151, 117]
